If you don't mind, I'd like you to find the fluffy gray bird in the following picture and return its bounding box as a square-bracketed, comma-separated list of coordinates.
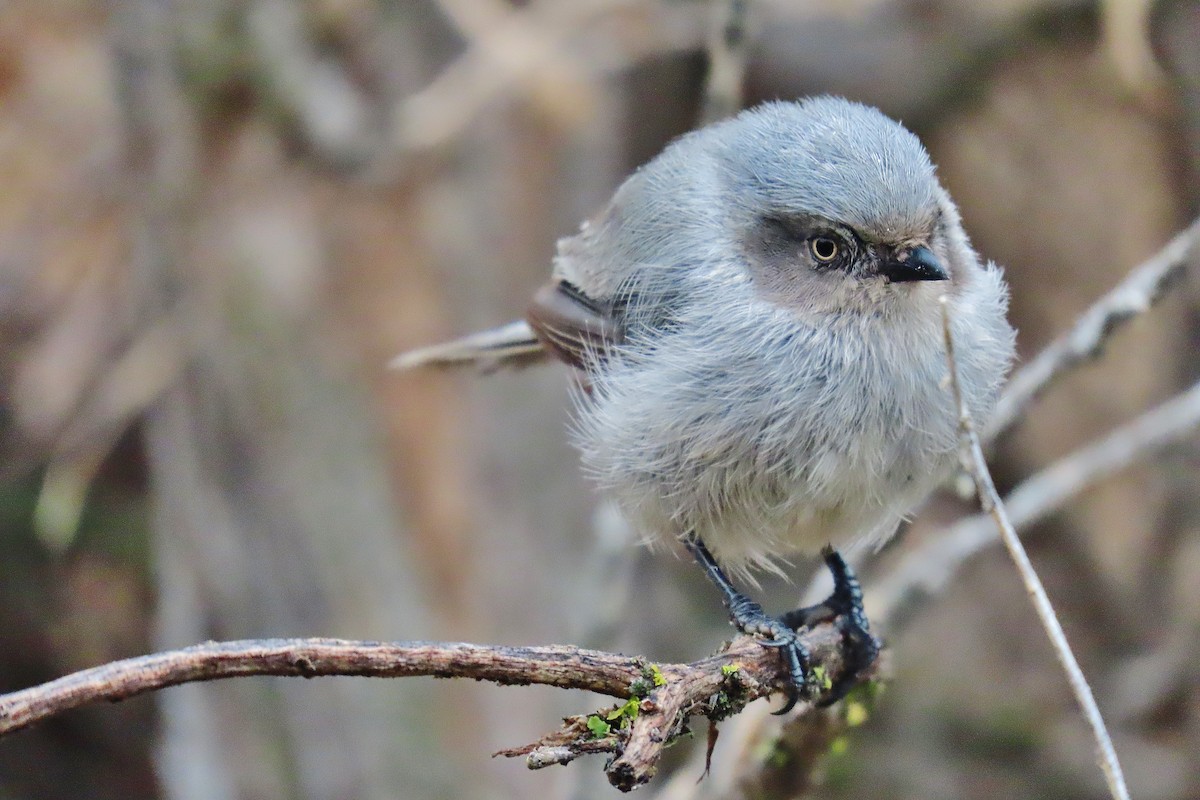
[395, 97, 1016, 710]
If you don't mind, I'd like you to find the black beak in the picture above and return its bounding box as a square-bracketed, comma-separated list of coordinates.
[880, 245, 949, 283]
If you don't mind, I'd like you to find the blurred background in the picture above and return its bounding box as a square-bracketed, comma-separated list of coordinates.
[1, 0, 1198, 798]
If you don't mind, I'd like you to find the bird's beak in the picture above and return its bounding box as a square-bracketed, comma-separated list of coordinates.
[880, 245, 949, 283]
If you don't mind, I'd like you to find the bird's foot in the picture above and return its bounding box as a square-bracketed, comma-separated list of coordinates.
[684, 536, 816, 714]
[724, 591, 814, 715]
[780, 547, 881, 707]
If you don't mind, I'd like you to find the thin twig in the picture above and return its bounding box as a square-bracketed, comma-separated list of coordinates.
[940, 297, 1131, 800]
[985, 216, 1200, 443]
[876, 376, 1200, 625]
[0, 626, 852, 791]
[699, 0, 752, 125]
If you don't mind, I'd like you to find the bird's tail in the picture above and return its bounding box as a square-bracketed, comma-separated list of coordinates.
[389, 320, 546, 371]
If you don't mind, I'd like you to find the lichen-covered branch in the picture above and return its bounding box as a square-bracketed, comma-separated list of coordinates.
[0, 625, 852, 792]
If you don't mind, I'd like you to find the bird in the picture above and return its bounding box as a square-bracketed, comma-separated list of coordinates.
[393, 97, 1016, 711]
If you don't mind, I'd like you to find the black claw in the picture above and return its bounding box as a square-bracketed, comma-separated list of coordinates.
[772, 636, 810, 715]
[780, 547, 881, 706]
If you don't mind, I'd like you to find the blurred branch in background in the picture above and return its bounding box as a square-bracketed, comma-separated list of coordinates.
[246, 0, 376, 168]
[986, 217, 1200, 443]
[1100, 0, 1167, 95]
[384, 0, 706, 172]
[878, 377, 1200, 628]
[699, 0, 752, 125]
[399, 0, 600, 147]
[110, 2, 450, 798]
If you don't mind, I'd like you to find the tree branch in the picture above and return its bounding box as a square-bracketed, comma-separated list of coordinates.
[0, 625, 852, 792]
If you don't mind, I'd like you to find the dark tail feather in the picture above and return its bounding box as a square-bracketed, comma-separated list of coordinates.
[389, 320, 546, 371]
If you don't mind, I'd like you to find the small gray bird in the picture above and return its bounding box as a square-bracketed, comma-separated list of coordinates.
[395, 97, 1015, 710]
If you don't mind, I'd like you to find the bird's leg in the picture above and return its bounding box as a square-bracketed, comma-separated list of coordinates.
[683, 534, 812, 714]
[779, 546, 880, 706]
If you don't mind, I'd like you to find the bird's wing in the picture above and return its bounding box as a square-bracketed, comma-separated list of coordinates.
[389, 281, 622, 372]
[525, 280, 624, 370]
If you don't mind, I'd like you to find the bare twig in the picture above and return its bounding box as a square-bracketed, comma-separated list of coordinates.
[0, 626, 852, 792]
[700, 0, 752, 125]
[940, 298, 1131, 800]
[985, 216, 1200, 443]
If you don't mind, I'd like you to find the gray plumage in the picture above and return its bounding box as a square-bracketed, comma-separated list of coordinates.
[395, 96, 1016, 577]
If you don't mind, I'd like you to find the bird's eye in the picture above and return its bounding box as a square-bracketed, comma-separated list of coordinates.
[809, 235, 841, 263]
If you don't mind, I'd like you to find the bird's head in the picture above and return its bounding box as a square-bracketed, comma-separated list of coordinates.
[714, 97, 971, 314]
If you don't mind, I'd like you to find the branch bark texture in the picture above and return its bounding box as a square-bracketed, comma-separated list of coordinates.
[0, 625, 850, 791]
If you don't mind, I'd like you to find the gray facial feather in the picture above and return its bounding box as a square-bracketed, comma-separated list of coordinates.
[556, 97, 1015, 575]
